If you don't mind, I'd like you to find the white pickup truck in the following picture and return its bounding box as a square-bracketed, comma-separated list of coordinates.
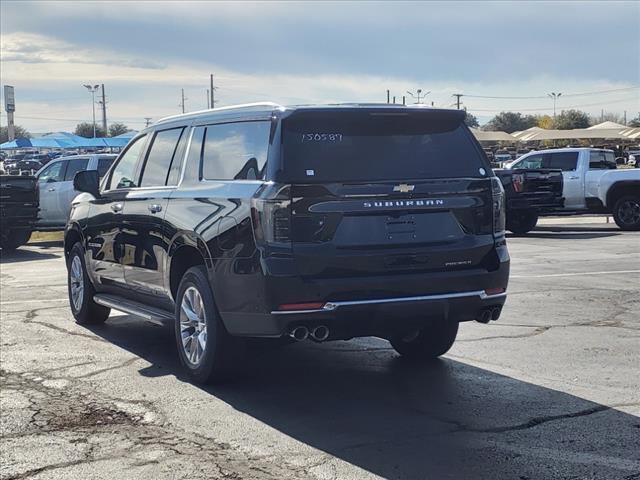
[507, 148, 640, 230]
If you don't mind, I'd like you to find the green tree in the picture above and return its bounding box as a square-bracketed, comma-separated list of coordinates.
[464, 111, 479, 128]
[75, 122, 106, 138]
[629, 115, 640, 127]
[483, 112, 537, 133]
[108, 122, 130, 137]
[553, 109, 590, 130]
[0, 125, 31, 143]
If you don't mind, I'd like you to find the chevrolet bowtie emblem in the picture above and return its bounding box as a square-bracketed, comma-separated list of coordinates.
[393, 184, 415, 193]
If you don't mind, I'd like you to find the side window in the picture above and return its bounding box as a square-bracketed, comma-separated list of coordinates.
[545, 152, 578, 171]
[589, 151, 616, 170]
[108, 135, 147, 190]
[97, 157, 115, 178]
[64, 158, 90, 181]
[515, 154, 543, 169]
[38, 161, 66, 183]
[201, 121, 270, 180]
[139, 128, 185, 187]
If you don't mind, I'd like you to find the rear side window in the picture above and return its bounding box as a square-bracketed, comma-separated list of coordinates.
[64, 158, 89, 181]
[281, 110, 484, 182]
[97, 157, 115, 177]
[589, 151, 616, 170]
[140, 127, 185, 187]
[545, 152, 578, 171]
[201, 121, 270, 180]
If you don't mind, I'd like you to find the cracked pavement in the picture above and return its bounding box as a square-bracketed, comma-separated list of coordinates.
[1, 223, 639, 479]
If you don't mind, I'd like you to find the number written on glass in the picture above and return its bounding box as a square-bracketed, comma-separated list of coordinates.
[301, 133, 343, 142]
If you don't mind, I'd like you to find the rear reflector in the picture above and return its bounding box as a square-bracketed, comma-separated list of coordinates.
[277, 302, 325, 311]
[484, 287, 506, 296]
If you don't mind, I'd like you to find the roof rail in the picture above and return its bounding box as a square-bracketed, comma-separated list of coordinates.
[155, 102, 285, 125]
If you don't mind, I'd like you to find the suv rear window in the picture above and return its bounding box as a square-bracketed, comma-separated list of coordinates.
[281, 110, 484, 182]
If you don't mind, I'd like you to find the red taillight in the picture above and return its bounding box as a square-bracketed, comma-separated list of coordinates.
[277, 302, 325, 311]
[251, 184, 292, 245]
[484, 287, 506, 296]
[512, 173, 525, 193]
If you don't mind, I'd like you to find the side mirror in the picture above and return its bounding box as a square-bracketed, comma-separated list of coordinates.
[73, 170, 100, 198]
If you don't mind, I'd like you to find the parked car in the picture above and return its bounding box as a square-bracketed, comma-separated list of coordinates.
[494, 167, 564, 234]
[65, 103, 510, 383]
[36, 154, 117, 229]
[507, 148, 640, 230]
[5, 160, 43, 175]
[0, 175, 39, 250]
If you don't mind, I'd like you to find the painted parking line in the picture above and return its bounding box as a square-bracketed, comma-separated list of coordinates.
[511, 270, 640, 279]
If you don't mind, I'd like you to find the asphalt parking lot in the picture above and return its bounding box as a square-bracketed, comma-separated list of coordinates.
[1, 219, 639, 480]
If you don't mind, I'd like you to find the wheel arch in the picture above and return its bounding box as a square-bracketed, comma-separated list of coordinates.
[606, 181, 640, 209]
[64, 223, 84, 262]
[167, 233, 214, 302]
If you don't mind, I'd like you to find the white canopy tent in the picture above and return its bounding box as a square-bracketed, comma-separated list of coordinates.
[470, 128, 517, 142]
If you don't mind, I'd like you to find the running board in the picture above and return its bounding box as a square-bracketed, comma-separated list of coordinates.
[93, 294, 174, 326]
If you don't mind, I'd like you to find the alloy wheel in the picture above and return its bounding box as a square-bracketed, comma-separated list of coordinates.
[180, 286, 208, 366]
[70, 255, 84, 311]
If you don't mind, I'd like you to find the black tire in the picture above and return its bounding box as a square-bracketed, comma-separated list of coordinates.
[0, 229, 32, 251]
[506, 210, 538, 235]
[67, 243, 110, 324]
[390, 319, 459, 361]
[174, 266, 244, 384]
[612, 195, 640, 231]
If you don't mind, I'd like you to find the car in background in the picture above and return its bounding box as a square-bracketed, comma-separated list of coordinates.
[493, 150, 513, 167]
[0, 175, 39, 250]
[5, 159, 43, 175]
[36, 154, 117, 229]
[508, 148, 640, 230]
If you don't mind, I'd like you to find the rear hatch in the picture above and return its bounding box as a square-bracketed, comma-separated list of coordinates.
[276, 108, 499, 278]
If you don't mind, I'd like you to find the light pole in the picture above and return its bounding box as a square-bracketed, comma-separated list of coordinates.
[548, 92, 562, 118]
[83, 84, 100, 137]
[407, 89, 431, 104]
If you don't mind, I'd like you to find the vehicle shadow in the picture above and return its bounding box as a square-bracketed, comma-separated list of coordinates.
[86, 316, 640, 479]
[0, 246, 59, 263]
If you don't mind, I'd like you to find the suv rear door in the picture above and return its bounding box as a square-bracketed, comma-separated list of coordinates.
[277, 108, 497, 278]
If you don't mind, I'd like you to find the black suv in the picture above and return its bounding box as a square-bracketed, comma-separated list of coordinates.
[65, 103, 509, 383]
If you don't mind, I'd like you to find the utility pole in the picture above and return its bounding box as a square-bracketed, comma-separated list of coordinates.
[407, 89, 430, 104]
[548, 92, 562, 118]
[387, 90, 390, 104]
[180, 88, 187, 113]
[402, 95, 406, 106]
[206, 89, 210, 109]
[210, 74, 217, 109]
[144, 117, 152, 127]
[392, 96, 396, 104]
[624, 110, 627, 125]
[99, 84, 107, 134]
[453, 94, 463, 109]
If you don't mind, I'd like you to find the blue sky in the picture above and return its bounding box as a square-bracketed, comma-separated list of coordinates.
[1, 0, 639, 132]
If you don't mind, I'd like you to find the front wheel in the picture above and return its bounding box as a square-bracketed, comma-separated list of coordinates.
[613, 195, 640, 231]
[389, 319, 459, 361]
[506, 210, 538, 235]
[67, 243, 110, 324]
[0, 229, 32, 251]
[174, 266, 244, 384]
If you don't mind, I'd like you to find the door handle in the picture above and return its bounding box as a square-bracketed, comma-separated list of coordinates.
[110, 203, 123, 213]
[48, 187, 56, 192]
[568, 176, 579, 180]
[148, 204, 163, 214]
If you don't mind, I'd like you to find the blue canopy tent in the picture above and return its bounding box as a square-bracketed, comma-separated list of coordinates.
[1, 136, 79, 150]
[1, 130, 134, 151]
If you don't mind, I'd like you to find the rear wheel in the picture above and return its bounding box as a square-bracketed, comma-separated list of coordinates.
[390, 319, 459, 361]
[506, 210, 538, 235]
[613, 195, 640, 231]
[174, 266, 244, 384]
[0, 229, 32, 251]
[67, 243, 110, 324]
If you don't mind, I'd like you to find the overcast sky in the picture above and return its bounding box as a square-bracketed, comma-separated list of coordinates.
[1, 0, 639, 133]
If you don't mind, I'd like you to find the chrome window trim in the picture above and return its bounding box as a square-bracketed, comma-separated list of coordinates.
[271, 290, 507, 315]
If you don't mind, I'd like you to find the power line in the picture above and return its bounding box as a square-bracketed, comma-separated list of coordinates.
[466, 96, 638, 112]
[462, 85, 639, 100]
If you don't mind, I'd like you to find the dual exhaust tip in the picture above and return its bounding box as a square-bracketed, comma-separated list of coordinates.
[477, 306, 502, 324]
[289, 325, 330, 342]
